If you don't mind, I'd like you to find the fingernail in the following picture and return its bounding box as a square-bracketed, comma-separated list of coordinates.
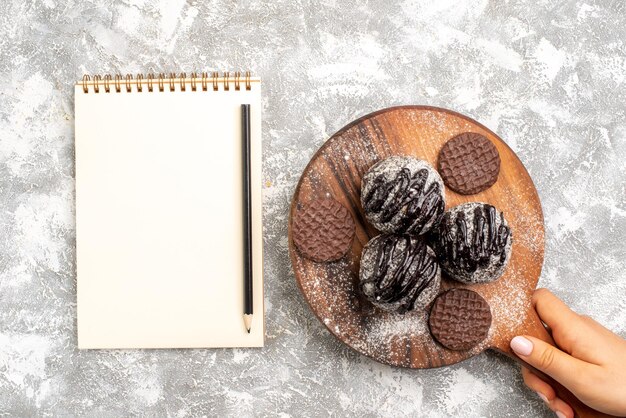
[555, 411, 566, 418]
[536, 391, 548, 403]
[511, 336, 533, 356]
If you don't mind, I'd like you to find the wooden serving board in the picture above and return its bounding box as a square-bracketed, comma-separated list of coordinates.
[288, 106, 612, 417]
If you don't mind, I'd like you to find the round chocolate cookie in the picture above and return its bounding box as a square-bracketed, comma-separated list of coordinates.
[429, 288, 492, 350]
[359, 234, 441, 313]
[292, 198, 355, 262]
[433, 202, 512, 284]
[361, 156, 445, 235]
[438, 132, 500, 195]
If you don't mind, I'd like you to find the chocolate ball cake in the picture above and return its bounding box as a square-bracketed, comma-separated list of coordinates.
[359, 233, 441, 313]
[433, 202, 512, 284]
[361, 156, 445, 235]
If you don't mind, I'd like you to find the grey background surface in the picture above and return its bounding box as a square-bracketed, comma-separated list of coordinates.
[1, 0, 625, 416]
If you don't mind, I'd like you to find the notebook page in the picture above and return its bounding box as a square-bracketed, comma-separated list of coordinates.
[75, 82, 263, 348]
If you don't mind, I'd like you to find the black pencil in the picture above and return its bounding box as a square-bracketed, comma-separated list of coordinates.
[241, 104, 253, 333]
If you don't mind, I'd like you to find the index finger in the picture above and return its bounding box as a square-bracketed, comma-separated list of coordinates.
[532, 288, 601, 363]
[532, 288, 580, 330]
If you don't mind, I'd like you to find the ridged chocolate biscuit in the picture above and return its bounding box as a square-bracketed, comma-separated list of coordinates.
[292, 198, 355, 262]
[428, 288, 492, 350]
[438, 132, 500, 195]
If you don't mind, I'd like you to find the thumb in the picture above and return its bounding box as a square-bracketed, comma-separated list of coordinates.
[510, 335, 590, 392]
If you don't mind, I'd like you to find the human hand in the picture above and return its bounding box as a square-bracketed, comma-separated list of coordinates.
[509, 288, 626, 417]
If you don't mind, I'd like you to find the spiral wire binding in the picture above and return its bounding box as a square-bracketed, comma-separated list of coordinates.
[81, 71, 254, 93]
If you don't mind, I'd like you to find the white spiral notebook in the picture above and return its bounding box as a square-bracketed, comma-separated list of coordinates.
[74, 72, 264, 349]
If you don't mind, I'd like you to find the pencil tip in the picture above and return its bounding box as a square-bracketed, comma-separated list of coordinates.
[243, 314, 253, 333]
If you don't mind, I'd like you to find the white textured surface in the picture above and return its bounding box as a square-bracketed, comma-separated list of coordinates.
[0, 0, 625, 416]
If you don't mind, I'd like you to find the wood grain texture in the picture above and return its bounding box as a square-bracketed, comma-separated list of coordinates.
[288, 106, 612, 417]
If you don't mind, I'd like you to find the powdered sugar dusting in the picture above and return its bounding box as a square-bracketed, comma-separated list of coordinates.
[367, 310, 429, 342]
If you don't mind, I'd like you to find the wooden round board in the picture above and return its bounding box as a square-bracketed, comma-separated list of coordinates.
[289, 105, 545, 367]
[289, 106, 613, 417]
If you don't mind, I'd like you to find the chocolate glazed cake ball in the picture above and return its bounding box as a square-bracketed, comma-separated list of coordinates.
[359, 234, 441, 313]
[434, 202, 512, 284]
[361, 156, 445, 235]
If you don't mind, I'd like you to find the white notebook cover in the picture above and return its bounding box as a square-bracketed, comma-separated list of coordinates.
[74, 78, 263, 348]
